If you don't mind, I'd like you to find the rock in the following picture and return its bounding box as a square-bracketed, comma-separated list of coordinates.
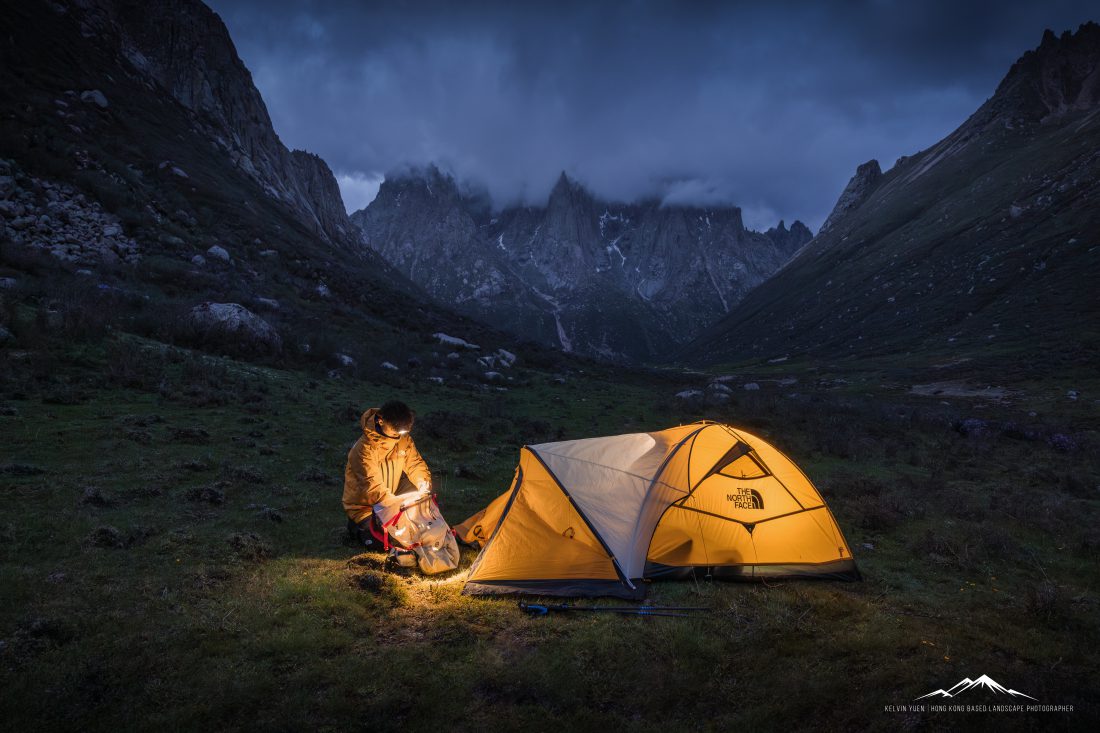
[255, 297, 279, 309]
[494, 348, 517, 367]
[159, 234, 184, 247]
[315, 282, 331, 298]
[434, 332, 480, 350]
[862, 543, 875, 551]
[171, 167, 189, 178]
[428, 376, 444, 385]
[187, 302, 282, 352]
[380, 361, 398, 371]
[446, 352, 461, 362]
[75, 269, 93, 276]
[743, 382, 760, 391]
[336, 353, 355, 366]
[206, 245, 230, 262]
[709, 382, 732, 394]
[259, 249, 278, 257]
[483, 371, 503, 381]
[80, 89, 109, 108]
[955, 418, 994, 438]
[819, 159, 883, 234]
[0, 175, 15, 199]
[1067, 390, 1079, 400]
[676, 389, 704, 399]
[102, 223, 121, 237]
[0, 277, 17, 289]
[190, 254, 206, 266]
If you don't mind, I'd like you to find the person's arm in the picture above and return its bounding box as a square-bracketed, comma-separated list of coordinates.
[345, 441, 397, 512]
[403, 437, 432, 492]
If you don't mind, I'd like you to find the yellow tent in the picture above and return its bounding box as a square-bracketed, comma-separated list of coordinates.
[456, 421, 859, 599]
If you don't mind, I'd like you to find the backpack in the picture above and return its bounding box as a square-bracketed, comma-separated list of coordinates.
[377, 494, 460, 575]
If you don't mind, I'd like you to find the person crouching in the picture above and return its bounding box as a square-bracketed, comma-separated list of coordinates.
[343, 400, 431, 546]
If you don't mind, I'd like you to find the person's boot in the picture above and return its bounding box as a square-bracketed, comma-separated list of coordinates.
[347, 518, 374, 547]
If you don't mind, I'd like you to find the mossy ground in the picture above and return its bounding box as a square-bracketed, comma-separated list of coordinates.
[2, 332, 1097, 732]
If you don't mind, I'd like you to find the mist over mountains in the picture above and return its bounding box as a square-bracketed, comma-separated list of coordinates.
[352, 167, 810, 360]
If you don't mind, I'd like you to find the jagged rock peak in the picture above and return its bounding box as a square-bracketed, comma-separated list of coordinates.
[818, 159, 882, 235]
[549, 170, 593, 200]
[995, 21, 1100, 120]
[765, 219, 814, 252]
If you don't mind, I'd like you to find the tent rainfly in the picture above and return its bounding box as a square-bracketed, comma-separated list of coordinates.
[455, 421, 860, 599]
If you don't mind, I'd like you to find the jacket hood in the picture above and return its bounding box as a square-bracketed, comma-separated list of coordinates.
[360, 408, 400, 447]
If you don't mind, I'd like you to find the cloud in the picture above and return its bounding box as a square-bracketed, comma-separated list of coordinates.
[207, 0, 1099, 230]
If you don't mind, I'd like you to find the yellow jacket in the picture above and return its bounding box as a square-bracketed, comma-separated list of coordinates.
[342, 408, 431, 523]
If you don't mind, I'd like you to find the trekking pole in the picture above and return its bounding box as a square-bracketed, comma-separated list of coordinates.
[519, 602, 708, 617]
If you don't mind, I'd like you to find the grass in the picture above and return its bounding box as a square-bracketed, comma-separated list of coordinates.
[1, 328, 1097, 732]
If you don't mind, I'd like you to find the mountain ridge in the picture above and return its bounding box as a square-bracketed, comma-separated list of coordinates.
[681, 22, 1100, 372]
[352, 165, 811, 361]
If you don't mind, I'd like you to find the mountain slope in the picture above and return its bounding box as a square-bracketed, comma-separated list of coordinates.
[353, 168, 811, 361]
[683, 23, 1100, 373]
[0, 0, 538, 382]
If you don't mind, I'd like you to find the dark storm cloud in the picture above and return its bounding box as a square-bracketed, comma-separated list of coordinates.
[205, 0, 1097, 230]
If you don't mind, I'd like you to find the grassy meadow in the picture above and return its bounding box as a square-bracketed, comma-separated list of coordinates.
[1, 323, 1098, 731]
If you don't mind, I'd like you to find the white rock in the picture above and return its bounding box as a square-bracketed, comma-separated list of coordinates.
[675, 390, 704, 399]
[433, 332, 480, 350]
[494, 348, 517, 367]
[188, 302, 281, 351]
[80, 90, 108, 108]
[0, 277, 16, 289]
[255, 297, 279, 309]
[428, 377, 444, 385]
[743, 383, 761, 391]
[206, 245, 230, 262]
[75, 269, 93, 276]
[1067, 390, 1079, 400]
[446, 352, 461, 361]
[190, 254, 206, 266]
[170, 166, 189, 179]
[316, 282, 331, 298]
[380, 361, 398, 371]
[102, 223, 121, 237]
[259, 249, 278, 257]
[483, 371, 503, 381]
[337, 353, 356, 366]
[708, 382, 732, 394]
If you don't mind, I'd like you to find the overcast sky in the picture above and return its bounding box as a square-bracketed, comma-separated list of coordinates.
[207, 0, 1096, 231]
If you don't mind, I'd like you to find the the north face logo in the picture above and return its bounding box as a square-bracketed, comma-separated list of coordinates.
[727, 487, 764, 509]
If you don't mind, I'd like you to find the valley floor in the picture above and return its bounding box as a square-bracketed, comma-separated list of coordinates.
[1, 337, 1098, 732]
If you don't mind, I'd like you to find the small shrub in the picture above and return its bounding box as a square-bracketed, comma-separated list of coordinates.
[227, 532, 273, 562]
